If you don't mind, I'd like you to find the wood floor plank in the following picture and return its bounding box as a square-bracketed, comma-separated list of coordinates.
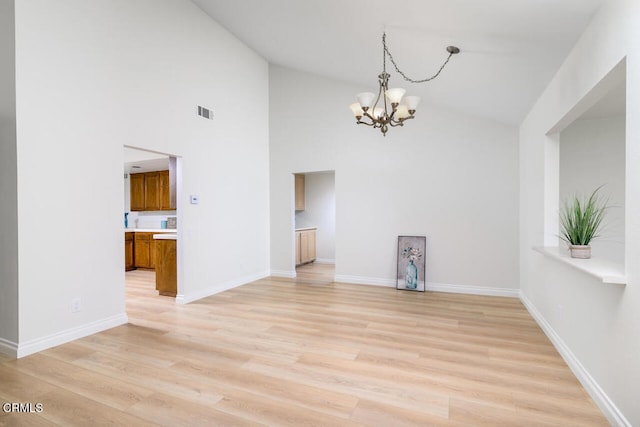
[170, 358, 359, 418]
[12, 354, 155, 411]
[127, 392, 256, 427]
[70, 350, 226, 406]
[29, 388, 156, 427]
[0, 407, 57, 427]
[0, 265, 608, 426]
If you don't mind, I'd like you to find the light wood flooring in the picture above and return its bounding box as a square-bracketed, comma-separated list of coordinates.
[0, 263, 608, 426]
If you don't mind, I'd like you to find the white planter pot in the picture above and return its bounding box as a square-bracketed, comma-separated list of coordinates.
[569, 245, 591, 259]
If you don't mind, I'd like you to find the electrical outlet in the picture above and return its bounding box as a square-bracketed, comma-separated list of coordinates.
[71, 298, 81, 313]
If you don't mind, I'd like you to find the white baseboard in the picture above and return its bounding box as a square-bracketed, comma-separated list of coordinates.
[177, 270, 270, 304]
[520, 292, 631, 427]
[0, 337, 18, 358]
[334, 275, 395, 287]
[314, 259, 335, 265]
[334, 275, 519, 298]
[269, 269, 296, 278]
[427, 281, 520, 298]
[16, 313, 128, 359]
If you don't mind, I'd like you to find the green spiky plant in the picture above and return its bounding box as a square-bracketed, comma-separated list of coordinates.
[559, 186, 608, 246]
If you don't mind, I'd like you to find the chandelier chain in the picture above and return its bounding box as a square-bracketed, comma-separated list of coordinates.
[382, 33, 455, 84]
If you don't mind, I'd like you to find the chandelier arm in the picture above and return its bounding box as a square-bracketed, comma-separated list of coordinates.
[361, 111, 377, 122]
[383, 32, 458, 84]
[357, 115, 373, 125]
[389, 118, 411, 127]
[357, 120, 376, 127]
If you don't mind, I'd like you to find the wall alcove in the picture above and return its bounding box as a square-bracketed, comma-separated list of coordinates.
[538, 58, 627, 284]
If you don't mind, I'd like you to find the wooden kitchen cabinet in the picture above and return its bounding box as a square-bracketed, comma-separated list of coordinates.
[295, 228, 316, 266]
[130, 173, 145, 211]
[159, 170, 174, 210]
[149, 236, 157, 269]
[295, 231, 301, 265]
[130, 170, 174, 212]
[306, 229, 316, 262]
[144, 172, 161, 211]
[294, 174, 305, 211]
[125, 232, 134, 271]
[133, 232, 157, 269]
[155, 239, 177, 297]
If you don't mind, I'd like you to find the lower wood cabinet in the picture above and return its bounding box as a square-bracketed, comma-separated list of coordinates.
[125, 232, 134, 271]
[295, 231, 301, 265]
[155, 239, 177, 297]
[133, 232, 157, 269]
[295, 228, 316, 266]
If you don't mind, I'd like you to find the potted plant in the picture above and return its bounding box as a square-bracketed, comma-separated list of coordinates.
[559, 186, 608, 259]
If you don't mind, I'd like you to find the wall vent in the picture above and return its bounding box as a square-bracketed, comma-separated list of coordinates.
[197, 105, 214, 120]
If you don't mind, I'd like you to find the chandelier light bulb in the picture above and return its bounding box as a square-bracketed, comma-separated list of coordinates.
[403, 95, 421, 111]
[349, 103, 364, 118]
[372, 107, 384, 119]
[385, 88, 406, 104]
[356, 92, 376, 109]
[395, 105, 410, 120]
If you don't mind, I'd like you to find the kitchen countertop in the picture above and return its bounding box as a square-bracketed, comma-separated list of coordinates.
[295, 226, 317, 231]
[124, 228, 176, 233]
[153, 234, 177, 240]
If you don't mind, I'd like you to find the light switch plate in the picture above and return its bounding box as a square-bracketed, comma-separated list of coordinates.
[190, 195, 200, 204]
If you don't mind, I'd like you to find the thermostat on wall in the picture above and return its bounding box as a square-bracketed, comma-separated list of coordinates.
[190, 195, 200, 205]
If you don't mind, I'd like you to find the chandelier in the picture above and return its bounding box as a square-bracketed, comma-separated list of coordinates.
[349, 33, 460, 136]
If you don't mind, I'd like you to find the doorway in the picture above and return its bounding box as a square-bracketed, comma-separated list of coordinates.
[293, 171, 336, 280]
[123, 146, 182, 308]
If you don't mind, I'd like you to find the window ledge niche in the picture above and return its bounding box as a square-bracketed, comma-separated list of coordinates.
[533, 246, 626, 285]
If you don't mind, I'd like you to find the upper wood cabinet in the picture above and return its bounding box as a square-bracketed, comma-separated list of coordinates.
[130, 170, 175, 212]
[144, 172, 161, 211]
[295, 174, 305, 211]
[159, 170, 173, 210]
[130, 174, 145, 211]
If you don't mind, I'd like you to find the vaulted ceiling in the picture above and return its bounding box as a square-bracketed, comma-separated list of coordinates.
[192, 0, 605, 125]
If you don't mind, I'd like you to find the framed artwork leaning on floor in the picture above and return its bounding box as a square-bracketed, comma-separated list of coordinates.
[396, 235, 426, 292]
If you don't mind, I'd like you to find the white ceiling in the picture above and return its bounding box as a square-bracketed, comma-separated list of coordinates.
[192, 0, 606, 125]
[124, 147, 169, 174]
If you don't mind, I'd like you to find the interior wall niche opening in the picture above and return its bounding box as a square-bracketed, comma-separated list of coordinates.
[545, 58, 626, 268]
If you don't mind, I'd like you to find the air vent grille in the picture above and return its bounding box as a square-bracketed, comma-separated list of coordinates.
[197, 105, 213, 120]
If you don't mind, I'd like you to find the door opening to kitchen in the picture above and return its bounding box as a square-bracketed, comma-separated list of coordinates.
[293, 170, 336, 284]
[123, 146, 183, 313]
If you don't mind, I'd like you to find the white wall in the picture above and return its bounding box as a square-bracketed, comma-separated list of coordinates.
[560, 115, 625, 263]
[520, 0, 640, 424]
[270, 65, 519, 294]
[13, 0, 270, 355]
[0, 0, 18, 355]
[295, 172, 336, 263]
